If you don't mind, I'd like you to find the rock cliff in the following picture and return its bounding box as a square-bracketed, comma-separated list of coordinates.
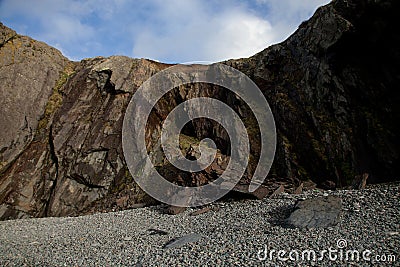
[227, 0, 400, 187]
[0, 0, 399, 219]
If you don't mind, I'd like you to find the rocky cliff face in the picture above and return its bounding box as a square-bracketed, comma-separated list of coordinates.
[0, 0, 399, 220]
[227, 0, 400, 187]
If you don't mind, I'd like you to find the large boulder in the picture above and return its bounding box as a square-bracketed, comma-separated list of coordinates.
[286, 196, 342, 228]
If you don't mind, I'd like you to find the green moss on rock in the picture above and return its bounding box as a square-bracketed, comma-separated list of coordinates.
[37, 64, 75, 132]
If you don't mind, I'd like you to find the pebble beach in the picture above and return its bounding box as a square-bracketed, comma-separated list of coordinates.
[0, 183, 398, 266]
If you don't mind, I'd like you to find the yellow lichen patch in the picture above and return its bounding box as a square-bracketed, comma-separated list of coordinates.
[0, 38, 16, 64]
[63, 61, 76, 76]
[37, 63, 75, 132]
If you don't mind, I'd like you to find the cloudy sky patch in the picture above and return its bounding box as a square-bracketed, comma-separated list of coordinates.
[0, 0, 330, 63]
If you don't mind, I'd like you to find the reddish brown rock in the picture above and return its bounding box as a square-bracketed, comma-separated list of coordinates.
[250, 185, 271, 200]
[294, 183, 304, 195]
[116, 196, 129, 208]
[0, 23, 68, 177]
[189, 207, 212, 216]
[270, 185, 285, 198]
[303, 180, 317, 191]
[166, 206, 187, 215]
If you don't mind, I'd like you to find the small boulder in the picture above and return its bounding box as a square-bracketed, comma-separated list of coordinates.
[163, 233, 202, 249]
[166, 205, 186, 215]
[189, 207, 212, 216]
[115, 195, 129, 208]
[270, 185, 285, 198]
[286, 196, 342, 228]
[303, 180, 317, 190]
[293, 183, 303, 194]
[229, 184, 271, 200]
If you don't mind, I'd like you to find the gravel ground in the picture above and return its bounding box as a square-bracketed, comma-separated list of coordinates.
[0, 183, 398, 266]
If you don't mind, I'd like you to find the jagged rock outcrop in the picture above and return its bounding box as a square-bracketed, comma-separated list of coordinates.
[0, 23, 69, 218]
[227, 0, 400, 187]
[0, 23, 67, 175]
[0, 0, 399, 220]
[0, 54, 167, 218]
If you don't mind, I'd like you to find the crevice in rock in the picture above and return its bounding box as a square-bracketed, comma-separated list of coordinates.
[89, 69, 121, 95]
[44, 125, 59, 216]
[69, 174, 105, 189]
[48, 126, 59, 170]
[106, 158, 117, 173]
[112, 89, 128, 95]
[83, 147, 109, 155]
[101, 150, 110, 174]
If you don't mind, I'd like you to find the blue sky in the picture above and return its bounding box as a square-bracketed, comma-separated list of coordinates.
[0, 0, 329, 63]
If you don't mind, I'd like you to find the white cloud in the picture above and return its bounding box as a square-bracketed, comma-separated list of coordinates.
[0, 0, 97, 58]
[131, 0, 330, 62]
[131, 1, 277, 62]
[0, 0, 331, 62]
[42, 15, 95, 42]
[207, 11, 275, 60]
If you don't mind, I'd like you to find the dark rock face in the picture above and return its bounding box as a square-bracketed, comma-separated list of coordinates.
[0, 0, 399, 220]
[227, 0, 400, 187]
[286, 196, 342, 228]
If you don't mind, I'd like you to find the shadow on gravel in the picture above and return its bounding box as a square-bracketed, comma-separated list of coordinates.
[267, 204, 296, 228]
[147, 228, 168, 235]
